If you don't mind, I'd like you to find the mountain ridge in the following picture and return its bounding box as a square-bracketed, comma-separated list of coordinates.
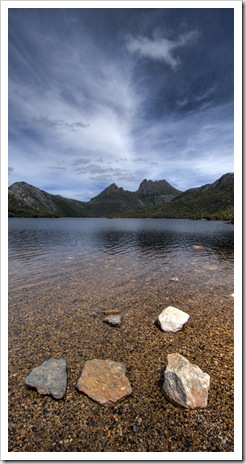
[8, 174, 234, 221]
[110, 173, 234, 221]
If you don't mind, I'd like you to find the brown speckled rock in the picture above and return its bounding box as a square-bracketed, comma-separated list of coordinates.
[163, 353, 210, 408]
[25, 358, 67, 399]
[77, 359, 132, 406]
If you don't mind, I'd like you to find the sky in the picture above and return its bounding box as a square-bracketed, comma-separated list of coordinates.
[8, 6, 234, 201]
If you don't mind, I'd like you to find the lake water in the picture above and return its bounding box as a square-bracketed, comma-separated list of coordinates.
[8, 218, 235, 453]
[9, 218, 234, 299]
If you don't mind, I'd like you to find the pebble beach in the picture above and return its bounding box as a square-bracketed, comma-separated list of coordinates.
[8, 255, 234, 453]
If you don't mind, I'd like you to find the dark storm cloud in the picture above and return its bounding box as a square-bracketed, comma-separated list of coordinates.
[8, 7, 234, 199]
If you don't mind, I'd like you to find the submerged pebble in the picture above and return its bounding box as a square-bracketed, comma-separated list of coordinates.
[103, 314, 122, 327]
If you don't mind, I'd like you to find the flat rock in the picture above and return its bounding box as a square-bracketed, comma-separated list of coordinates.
[103, 315, 121, 327]
[25, 358, 67, 399]
[163, 353, 210, 408]
[103, 309, 120, 315]
[77, 358, 132, 406]
[156, 306, 189, 333]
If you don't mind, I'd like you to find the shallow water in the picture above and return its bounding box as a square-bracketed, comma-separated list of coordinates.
[8, 218, 234, 453]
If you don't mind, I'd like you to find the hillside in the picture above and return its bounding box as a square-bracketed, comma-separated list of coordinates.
[8, 182, 92, 217]
[8, 179, 181, 218]
[110, 173, 234, 221]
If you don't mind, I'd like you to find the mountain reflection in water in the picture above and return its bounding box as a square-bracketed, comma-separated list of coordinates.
[8, 218, 233, 293]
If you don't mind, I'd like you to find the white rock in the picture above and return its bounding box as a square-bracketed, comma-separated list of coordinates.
[103, 315, 121, 327]
[163, 353, 210, 408]
[156, 306, 189, 333]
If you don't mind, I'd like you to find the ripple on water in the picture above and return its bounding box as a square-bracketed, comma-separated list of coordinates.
[8, 218, 233, 294]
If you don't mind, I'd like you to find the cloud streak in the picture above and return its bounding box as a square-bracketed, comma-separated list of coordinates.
[32, 115, 90, 131]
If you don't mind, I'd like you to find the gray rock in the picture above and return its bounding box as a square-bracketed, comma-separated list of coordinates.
[156, 306, 189, 332]
[25, 358, 67, 399]
[163, 353, 210, 408]
[103, 314, 121, 327]
[77, 358, 132, 406]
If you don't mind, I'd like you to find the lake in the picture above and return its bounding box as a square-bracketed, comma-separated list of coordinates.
[9, 217, 233, 296]
[8, 218, 234, 453]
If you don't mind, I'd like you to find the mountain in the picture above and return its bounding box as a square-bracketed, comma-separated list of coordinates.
[8, 179, 181, 218]
[8, 182, 90, 218]
[91, 183, 126, 200]
[88, 179, 181, 215]
[8, 174, 233, 221]
[111, 173, 234, 221]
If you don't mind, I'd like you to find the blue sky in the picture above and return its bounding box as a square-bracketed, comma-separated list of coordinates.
[8, 7, 234, 201]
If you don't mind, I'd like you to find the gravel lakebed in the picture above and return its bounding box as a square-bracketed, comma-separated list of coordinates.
[8, 258, 234, 453]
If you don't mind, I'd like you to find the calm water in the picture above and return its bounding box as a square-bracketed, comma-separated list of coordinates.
[8, 218, 234, 297]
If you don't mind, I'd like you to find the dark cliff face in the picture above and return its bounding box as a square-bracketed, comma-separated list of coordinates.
[137, 179, 181, 196]
[9, 182, 58, 212]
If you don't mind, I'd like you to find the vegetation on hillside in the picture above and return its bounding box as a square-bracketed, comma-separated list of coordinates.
[8, 174, 234, 221]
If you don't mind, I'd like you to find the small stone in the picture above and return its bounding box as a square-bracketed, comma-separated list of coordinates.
[168, 277, 179, 282]
[103, 315, 121, 327]
[193, 245, 205, 249]
[156, 306, 189, 333]
[163, 353, 210, 408]
[25, 358, 67, 399]
[77, 359, 132, 406]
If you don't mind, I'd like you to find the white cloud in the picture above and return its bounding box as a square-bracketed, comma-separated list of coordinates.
[126, 30, 199, 70]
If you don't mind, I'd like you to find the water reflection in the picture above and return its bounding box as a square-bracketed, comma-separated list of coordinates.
[90, 220, 233, 262]
[8, 217, 234, 265]
[8, 218, 234, 296]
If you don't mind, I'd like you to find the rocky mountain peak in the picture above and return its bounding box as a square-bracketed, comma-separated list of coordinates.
[91, 183, 125, 201]
[8, 181, 58, 212]
[137, 179, 181, 196]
